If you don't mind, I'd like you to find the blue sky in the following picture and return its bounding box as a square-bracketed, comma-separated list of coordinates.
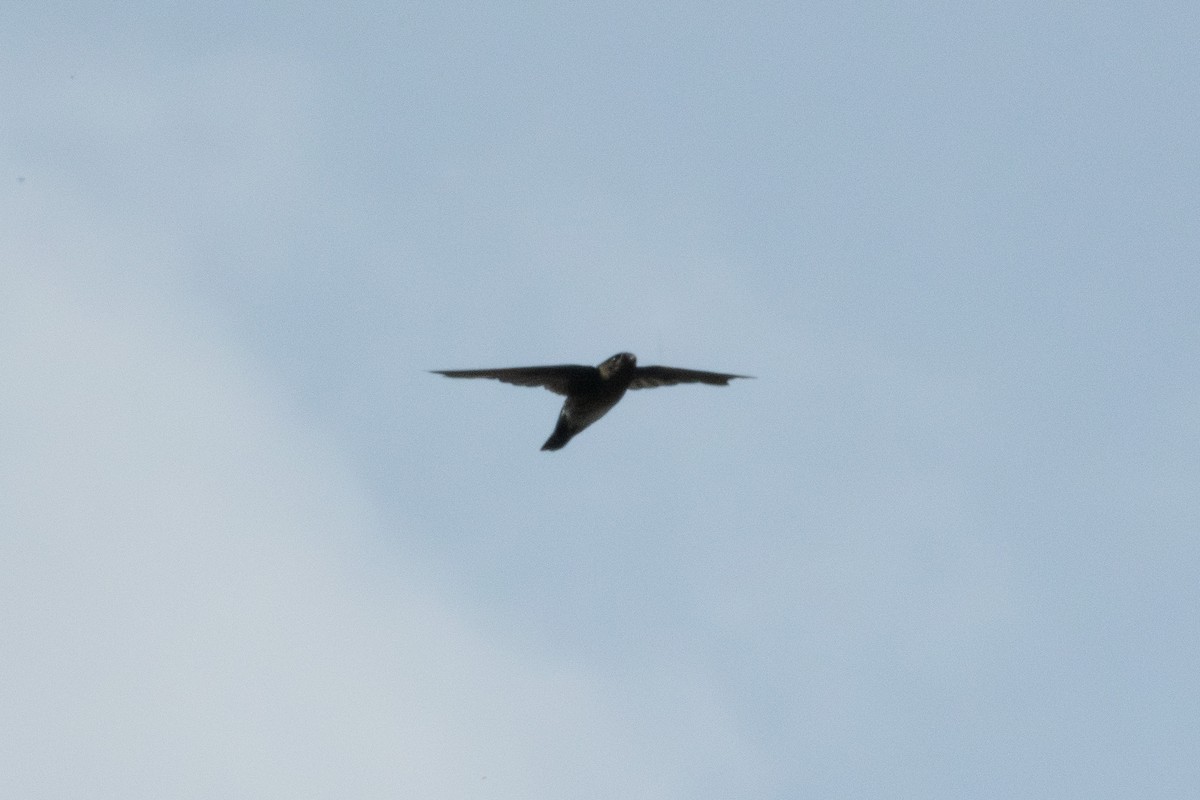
[3, 3, 1198, 797]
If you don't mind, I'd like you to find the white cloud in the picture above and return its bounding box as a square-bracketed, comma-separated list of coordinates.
[0, 248, 750, 798]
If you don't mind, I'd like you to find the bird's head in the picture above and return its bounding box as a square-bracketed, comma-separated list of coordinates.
[598, 352, 637, 379]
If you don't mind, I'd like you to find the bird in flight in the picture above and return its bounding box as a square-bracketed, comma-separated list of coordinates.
[432, 352, 751, 450]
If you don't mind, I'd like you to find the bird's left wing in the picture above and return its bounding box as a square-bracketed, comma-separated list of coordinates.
[431, 365, 595, 396]
[629, 366, 752, 389]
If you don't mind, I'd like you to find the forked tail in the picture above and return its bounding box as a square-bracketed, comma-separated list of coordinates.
[541, 421, 574, 451]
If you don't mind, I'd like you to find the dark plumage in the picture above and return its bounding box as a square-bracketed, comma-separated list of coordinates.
[432, 352, 751, 450]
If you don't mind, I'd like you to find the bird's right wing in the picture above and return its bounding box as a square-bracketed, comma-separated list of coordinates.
[629, 366, 752, 389]
[431, 365, 596, 396]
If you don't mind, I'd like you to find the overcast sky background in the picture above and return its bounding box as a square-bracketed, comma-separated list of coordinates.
[3, 3, 1198, 798]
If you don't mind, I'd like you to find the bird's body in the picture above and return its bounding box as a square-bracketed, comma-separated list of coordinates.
[432, 352, 750, 450]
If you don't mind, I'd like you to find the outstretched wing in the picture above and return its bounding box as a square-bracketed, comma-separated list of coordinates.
[431, 365, 596, 396]
[629, 365, 752, 389]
